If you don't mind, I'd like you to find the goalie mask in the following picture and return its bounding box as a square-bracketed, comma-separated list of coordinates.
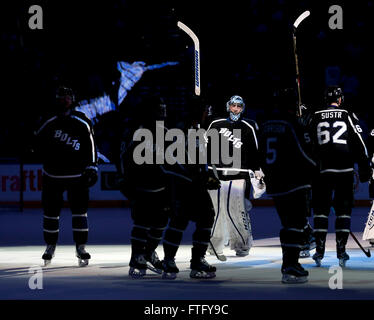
[226, 95, 245, 122]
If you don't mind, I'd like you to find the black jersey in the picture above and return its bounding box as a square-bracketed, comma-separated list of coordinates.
[309, 106, 368, 173]
[259, 114, 316, 196]
[204, 117, 260, 180]
[35, 110, 97, 177]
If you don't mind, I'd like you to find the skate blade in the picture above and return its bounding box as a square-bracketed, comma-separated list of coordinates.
[282, 275, 308, 284]
[146, 264, 163, 275]
[129, 267, 146, 279]
[162, 272, 177, 280]
[78, 259, 89, 267]
[190, 271, 216, 279]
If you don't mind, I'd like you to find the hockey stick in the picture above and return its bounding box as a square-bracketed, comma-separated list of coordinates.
[350, 231, 371, 257]
[177, 21, 200, 96]
[292, 10, 310, 117]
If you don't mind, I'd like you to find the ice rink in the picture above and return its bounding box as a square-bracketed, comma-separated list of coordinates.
[1, 206, 374, 300]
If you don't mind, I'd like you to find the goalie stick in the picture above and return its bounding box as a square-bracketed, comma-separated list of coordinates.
[292, 10, 310, 117]
[177, 21, 201, 96]
[363, 200, 374, 242]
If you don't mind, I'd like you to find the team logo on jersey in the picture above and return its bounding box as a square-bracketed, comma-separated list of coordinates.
[219, 128, 243, 149]
[54, 130, 80, 150]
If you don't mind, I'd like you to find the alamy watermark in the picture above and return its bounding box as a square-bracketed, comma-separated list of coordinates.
[328, 266, 343, 289]
[131, 121, 243, 172]
[28, 265, 43, 290]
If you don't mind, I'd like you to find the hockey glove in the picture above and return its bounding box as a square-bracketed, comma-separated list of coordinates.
[206, 175, 221, 190]
[82, 166, 98, 188]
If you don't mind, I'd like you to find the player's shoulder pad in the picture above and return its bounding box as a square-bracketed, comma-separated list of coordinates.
[72, 110, 93, 124]
[241, 118, 259, 131]
[207, 118, 227, 128]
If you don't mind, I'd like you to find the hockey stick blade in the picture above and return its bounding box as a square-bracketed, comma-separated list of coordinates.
[177, 21, 200, 96]
[209, 240, 227, 261]
[350, 232, 371, 257]
[293, 10, 310, 30]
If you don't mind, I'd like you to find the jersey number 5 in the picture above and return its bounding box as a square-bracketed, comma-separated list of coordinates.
[317, 121, 347, 145]
[266, 137, 277, 164]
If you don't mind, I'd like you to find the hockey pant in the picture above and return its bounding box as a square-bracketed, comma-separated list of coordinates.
[208, 179, 253, 255]
[312, 172, 354, 257]
[130, 189, 170, 257]
[163, 188, 215, 261]
[42, 175, 89, 245]
[273, 188, 311, 268]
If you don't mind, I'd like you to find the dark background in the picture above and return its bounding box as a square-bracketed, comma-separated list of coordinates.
[1, 0, 373, 159]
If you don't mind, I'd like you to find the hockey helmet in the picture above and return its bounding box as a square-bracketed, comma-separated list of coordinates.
[56, 86, 75, 103]
[325, 86, 344, 105]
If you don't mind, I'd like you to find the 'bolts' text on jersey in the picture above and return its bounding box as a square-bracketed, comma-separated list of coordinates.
[54, 130, 80, 150]
[219, 128, 243, 149]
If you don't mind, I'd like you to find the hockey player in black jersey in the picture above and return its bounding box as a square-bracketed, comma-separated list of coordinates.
[35, 86, 98, 267]
[259, 88, 315, 283]
[160, 102, 221, 279]
[204, 95, 265, 260]
[117, 95, 170, 278]
[309, 86, 371, 267]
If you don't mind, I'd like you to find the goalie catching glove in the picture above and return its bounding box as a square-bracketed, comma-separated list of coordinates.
[82, 166, 98, 188]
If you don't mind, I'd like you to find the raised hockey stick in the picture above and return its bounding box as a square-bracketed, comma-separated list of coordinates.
[292, 10, 310, 117]
[350, 231, 371, 257]
[177, 21, 200, 96]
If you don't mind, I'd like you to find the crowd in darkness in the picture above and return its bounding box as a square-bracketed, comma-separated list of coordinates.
[1, 0, 373, 160]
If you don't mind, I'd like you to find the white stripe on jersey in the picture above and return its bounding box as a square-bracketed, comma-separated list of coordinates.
[43, 168, 82, 178]
[204, 118, 227, 144]
[240, 119, 258, 150]
[35, 116, 58, 135]
[347, 115, 368, 157]
[71, 115, 97, 163]
[320, 168, 354, 173]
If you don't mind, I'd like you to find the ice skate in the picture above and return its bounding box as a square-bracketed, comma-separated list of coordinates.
[299, 249, 310, 258]
[161, 258, 179, 279]
[42, 244, 56, 266]
[235, 249, 249, 257]
[338, 252, 350, 268]
[312, 252, 323, 267]
[76, 244, 91, 267]
[281, 264, 309, 284]
[129, 254, 147, 279]
[144, 251, 163, 274]
[190, 257, 216, 279]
